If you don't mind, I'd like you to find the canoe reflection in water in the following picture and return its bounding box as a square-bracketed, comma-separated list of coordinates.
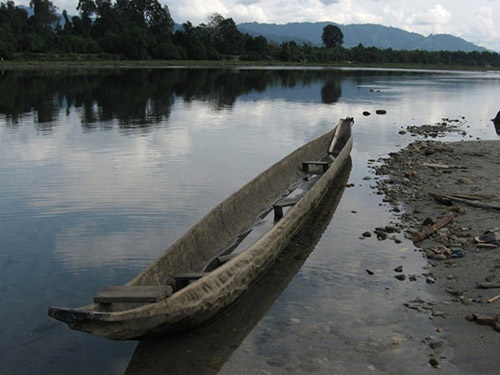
[125, 160, 351, 375]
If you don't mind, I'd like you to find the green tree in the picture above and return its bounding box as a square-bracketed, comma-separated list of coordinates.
[208, 13, 244, 55]
[322, 24, 343, 48]
[76, 0, 96, 36]
[30, 0, 58, 30]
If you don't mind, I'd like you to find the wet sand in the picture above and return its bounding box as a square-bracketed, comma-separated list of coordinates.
[373, 137, 500, 373]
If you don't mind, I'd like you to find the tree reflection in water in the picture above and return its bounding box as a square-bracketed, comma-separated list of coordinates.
[0, 68, 423, 134]
[0, 69, 353, 134]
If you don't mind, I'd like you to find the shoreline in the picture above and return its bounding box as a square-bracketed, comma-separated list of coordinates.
[1, 59, 499, 72]
[371, 127, 500, 373]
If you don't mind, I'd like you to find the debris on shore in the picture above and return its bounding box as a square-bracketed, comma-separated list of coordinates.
[363, 116, 500, 369]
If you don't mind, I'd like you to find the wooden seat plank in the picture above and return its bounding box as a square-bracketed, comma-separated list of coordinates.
[273, 199, 299, 220]
[302, 161, 329, 172]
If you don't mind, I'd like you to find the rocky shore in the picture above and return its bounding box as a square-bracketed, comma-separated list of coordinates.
[366, 120, 500, 373]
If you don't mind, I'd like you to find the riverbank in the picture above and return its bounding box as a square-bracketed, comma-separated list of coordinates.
[371, 130, 500, 373]
[1, 59, 498, 71]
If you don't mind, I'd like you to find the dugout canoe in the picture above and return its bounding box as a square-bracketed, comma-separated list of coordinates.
[48, 117, 354, 340]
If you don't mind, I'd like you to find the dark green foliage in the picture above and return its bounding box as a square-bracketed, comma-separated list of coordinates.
[56, 35, 101, 53]
[245, 35, 269, 59]
[97, 33, 122, 54]
[150, 32, 179, 59]
[322, 24, 343, 48]
[0, 0, 499, 67]
[0, 41, 15, 59]
[121, 26, 150, 59]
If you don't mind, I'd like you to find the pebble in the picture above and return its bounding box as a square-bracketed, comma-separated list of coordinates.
[362, 231, 372, 237]
[267, 358, 287, 367]
[457, 177, 474, 185]
[395, 274, 406, 281]
[425, 336, 444, 349]
[394, 265, 403, 273]
[423, 217, 434, 226]
[465, 314, 476, 322]
[385, 225, 398, 233]
[460, 297, 473, 306]
[493, 314, 500, 331]
[429, 358, 439, 368]
[473, 313, 494, 325]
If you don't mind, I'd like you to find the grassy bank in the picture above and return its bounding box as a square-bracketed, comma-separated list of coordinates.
[1, 58, 498, 72]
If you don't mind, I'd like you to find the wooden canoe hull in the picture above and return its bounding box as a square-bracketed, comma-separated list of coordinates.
[48, 118, 353, 340]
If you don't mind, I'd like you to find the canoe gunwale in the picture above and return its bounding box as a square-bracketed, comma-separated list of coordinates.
[48, 118, 354, 339]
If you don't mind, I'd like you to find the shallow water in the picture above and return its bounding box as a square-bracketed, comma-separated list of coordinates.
[1, 68, 499, 374]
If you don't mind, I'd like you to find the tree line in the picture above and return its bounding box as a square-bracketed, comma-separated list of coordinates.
[1, 0, 499, 68]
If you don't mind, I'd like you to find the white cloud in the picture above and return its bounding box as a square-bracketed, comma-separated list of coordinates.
[460, 6, 500, 51]
[236, 0, 261, 5]
[233, 4, 268, 23]
[409, 4, 452, 26]
[404, 4, 452, 35]
[168, 0, 229, 23]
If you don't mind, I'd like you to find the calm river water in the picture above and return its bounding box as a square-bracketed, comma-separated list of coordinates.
[1, 67, 499, 374]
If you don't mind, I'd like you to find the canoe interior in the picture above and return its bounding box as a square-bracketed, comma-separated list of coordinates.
[127, 123, 346, 288]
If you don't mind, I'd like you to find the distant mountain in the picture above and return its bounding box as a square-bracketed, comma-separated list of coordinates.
[238, 22, 487, 52]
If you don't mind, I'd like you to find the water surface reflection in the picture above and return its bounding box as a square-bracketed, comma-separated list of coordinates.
[1, 67, 500, 374]
[0, 68, 441, 132]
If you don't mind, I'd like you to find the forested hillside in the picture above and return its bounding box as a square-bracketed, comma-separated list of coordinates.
[0, 0, 499, 68]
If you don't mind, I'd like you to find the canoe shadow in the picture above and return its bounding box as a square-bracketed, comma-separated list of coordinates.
[125, 159, 352, 375]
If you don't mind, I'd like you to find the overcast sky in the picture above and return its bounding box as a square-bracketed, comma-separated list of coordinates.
[13, 0, 500, 51]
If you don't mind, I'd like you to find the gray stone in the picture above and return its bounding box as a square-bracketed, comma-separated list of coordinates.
[267, 358, 287, 367]
[457, 177, 474, 185]
[429, 358, 439, 368]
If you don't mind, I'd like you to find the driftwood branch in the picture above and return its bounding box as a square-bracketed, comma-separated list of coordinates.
[422, 163, 467, 170]
[477, 282, 500, 289]
[487, 295, 500, 303]
[413, 212, 455, 243]
[430, 192, 500, 211]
